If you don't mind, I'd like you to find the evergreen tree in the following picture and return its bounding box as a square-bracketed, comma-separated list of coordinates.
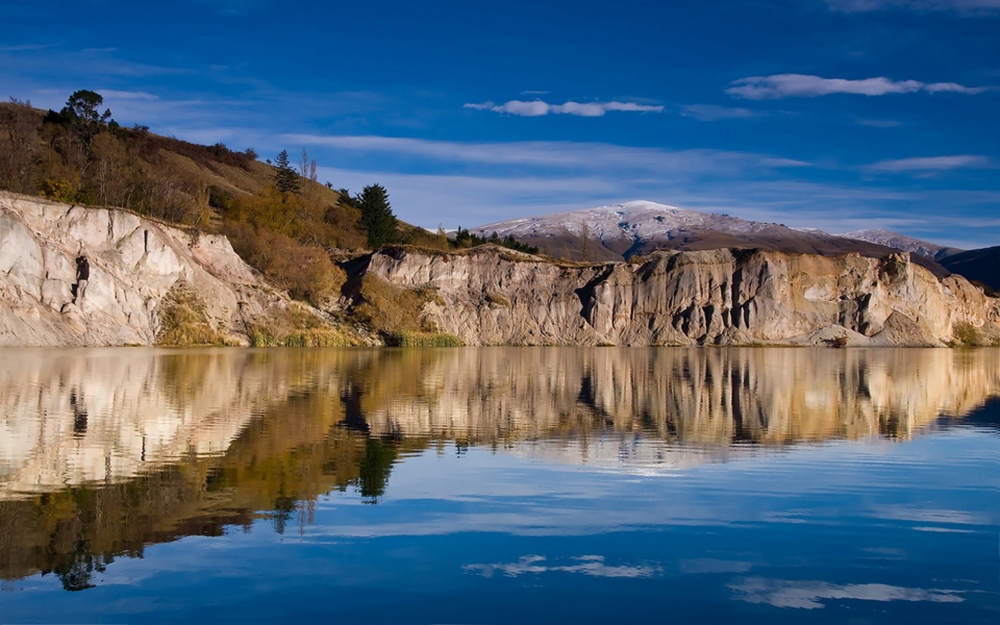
[358, 183, 398, 249]
[57, 90, 113, 145]
[273, 149, 299, 194]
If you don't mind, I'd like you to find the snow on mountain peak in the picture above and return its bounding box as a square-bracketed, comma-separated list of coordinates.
[472, 200, 779, 242]
[837, 229, 956, 259]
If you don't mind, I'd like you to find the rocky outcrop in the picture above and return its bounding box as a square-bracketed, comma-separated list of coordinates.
[3, 193, 999, 347]
[366, 245, 1000, 346]
[0, 193, 332, 346]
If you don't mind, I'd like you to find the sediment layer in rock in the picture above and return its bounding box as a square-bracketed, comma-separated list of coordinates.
[0, 192, 328, 347]
[3, 193, 998, 347]
[366, 245, 1000, 347]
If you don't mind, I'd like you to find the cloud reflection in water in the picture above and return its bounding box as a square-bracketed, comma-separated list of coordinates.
[464, 554, 662, 579]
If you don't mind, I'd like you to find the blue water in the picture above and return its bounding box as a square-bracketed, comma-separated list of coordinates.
[0, 348, 998, 623]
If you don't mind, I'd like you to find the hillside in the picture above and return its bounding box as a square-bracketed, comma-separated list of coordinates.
[470, 200, 952, 277]
[3, 92, 999, 349]
[837, 228, 963, 261]
[0, 93, 473, 319]
[940, 246, 1000, 292]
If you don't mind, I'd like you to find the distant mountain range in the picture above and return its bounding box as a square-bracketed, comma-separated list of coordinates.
[937, 246, 1000, 293]
[837, 228, 963, 261]
[470, 200, 998, 289]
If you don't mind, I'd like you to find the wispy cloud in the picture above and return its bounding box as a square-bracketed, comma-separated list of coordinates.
[727, 74, 991, 99]
[194, 0, 270, 15]
[0, 44, 51, 52]
[465, 99, 664, 117]
[283, 133, 999, 247]
[681, 104, 759, 121]
[825, 0, 1000, 14]
[98, 90, 159, 101]
[923, 81, 992, 93]
[857, 118, 904, 128]
[868, 155, 993, 171]
[285, 134, 804, 174]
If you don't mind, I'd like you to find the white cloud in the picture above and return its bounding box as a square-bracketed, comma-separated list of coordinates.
[825, 0, 1000, 13]
[857, 118, 904, 128]
[726, 74, 990, 99]
[923, 81, 990, 94]
[681, 104, 759, 121]
[731, 577, 964, 610]
[99, 90, 159, 101]
[0, 44, 50, 52]
[465, 99, 664, 117]
[869, 155, 993, 171]
[280, 135, 998, 249]
[285, 134, 804, 174]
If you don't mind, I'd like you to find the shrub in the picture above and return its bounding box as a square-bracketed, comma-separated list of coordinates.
[39, 177, 78, 203]
[272, 243, 345, 307]
[247, 303, 352, 347]
[953, 321, 982, 347]
[225, 222, 346, 308]
[353, 275, 423, 336]
[485, 292, 511, 307]
[156, 281, 226, 346]
[387, 331, 462, 347]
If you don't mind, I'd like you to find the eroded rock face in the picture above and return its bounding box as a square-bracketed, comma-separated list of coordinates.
[366, 246, 1000, 346]
[4, 193, 999, 347]
[0, 193, 314, 347]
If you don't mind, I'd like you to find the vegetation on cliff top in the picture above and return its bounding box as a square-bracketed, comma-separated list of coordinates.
[0, 91, 536, 342]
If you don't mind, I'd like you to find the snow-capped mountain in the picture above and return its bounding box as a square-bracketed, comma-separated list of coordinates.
[470, 201, 951, 276]
[474, 200, 777, 244]
[837, 229, 962, 261]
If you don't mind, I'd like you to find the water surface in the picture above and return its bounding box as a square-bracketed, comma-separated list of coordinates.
[1, 347, 997, 623]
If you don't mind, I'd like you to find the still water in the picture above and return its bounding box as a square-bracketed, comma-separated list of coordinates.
[0, 347, 997, 623]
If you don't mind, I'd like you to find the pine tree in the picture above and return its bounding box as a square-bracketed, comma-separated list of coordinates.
[60, 91, 112, 133]
[358, 183, 398, 249]
[273, 149, 299, 194]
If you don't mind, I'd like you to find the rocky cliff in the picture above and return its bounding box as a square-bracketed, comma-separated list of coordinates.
[366, 245, 1000, 347]
[3, 193, 999, 347]
[0, 192, 335, 347]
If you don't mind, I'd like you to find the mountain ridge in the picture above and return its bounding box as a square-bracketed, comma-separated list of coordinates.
[837, 228, 963, 260]
[469, 200, 952, 276]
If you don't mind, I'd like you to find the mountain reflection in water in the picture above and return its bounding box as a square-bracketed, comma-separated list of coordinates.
[0, 347, 998, 591]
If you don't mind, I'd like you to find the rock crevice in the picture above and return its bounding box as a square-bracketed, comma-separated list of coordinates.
[365, 245, 1000, 347]
[3, 194, 998, 347]
[1, 193, 318, 347]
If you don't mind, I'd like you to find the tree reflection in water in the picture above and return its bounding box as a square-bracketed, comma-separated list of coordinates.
[1, 346, 999, 588]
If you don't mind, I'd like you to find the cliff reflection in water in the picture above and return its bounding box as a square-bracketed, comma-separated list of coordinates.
[1, 347, 998, 588]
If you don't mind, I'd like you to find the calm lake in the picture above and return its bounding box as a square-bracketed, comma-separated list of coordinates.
[1, 347, 998, 623]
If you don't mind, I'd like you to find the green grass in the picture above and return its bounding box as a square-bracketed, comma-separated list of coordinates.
[386, 331, 463, 347]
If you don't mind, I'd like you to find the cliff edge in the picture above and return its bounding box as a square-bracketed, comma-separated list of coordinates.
[366, 245, 1000, 347]
[3, 194, 999, 347]
[0, 193, 336, 347]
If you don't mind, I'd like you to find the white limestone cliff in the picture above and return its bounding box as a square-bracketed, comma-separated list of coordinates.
[367, 245, 1000, 346]
[0, 192, 316, 346]
[3, 193, 999, 347]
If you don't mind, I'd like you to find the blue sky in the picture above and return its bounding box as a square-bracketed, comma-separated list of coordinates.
[2, 0, 998, 247]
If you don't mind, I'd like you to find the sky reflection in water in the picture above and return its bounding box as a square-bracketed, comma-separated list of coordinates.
[0, 347, 997, 623]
